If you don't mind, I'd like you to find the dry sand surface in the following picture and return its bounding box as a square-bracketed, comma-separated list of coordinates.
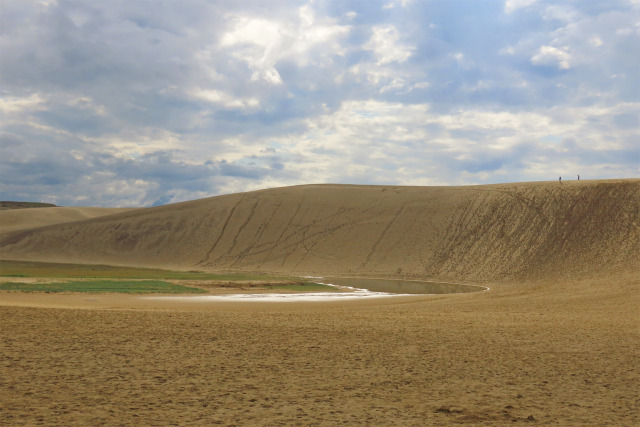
[1, 274, 637, 426]
[1, 179, 639, 425]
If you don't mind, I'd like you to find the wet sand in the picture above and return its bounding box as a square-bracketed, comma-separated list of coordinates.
[1, 272, 638, 426]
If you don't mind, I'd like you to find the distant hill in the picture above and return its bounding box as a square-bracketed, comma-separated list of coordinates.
[0, 201, 57, 211]
[1, 179, 638, 283]
[0, 206, 141, 234]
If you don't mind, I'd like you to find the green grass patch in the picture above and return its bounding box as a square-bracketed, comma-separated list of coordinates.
[0, 279, 206, 294]
[0, 260, 336, 294]
[0, 260, 293, 281]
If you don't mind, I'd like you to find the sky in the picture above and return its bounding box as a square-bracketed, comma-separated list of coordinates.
[1, 0, 638, 207]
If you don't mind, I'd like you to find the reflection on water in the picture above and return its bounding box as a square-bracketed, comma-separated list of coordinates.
[322, 278, 485, 294]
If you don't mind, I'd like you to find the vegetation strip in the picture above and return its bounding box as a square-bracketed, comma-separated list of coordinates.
[0, 260, 333, 294]
[0, 260, 293, 281]
[0, 280, 206, 294]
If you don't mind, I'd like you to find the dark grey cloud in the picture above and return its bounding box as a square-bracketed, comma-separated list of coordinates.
[0, 128, 291, 207]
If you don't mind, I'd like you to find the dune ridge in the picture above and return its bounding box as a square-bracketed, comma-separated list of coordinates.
[0, 201, 57, 210]
[0, 206, 140, 233]
[1, 179, 638, 283]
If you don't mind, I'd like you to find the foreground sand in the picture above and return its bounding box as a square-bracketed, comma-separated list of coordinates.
[1, 272, 638, 426]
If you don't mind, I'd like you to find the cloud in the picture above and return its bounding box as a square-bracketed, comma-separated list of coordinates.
[0, 0, 638, 206]
[284, 98, 639, 186]
[505, 0, 539, 14]
[364, 25, 414, 65]
[188, 89, 260, 110]
[0, 94, 46, 114]
[218, 5, 350, 85]
[530, 45, 572, 69]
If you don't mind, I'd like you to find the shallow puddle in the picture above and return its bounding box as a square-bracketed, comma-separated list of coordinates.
[143, 277, 486, 302]
[322, 277, 485, 294]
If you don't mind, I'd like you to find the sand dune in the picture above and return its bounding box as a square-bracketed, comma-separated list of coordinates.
[0, 206, 139, 233]
[1, 179, 639, 425]
[1, 179, 638, 283]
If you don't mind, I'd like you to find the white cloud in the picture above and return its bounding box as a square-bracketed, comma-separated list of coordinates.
[220, 17, 281, 48]
[364, 25, 414, 65]
[542, 4, 580, 23]
[219, 6, 350, 85]
[280, 99, 640, 186]
[219, 16, 284, 85]
[452, 52, 474, 70]
[530, 45, 572, 69]
[379, 78, 407, 94]
[383, 0, 414, 8]
[188, 89, 260, 109]
[505, 0, 538, 14]
[0, 93, 46, 114]
[252, 69, 283, 86]
[589, 36, 603, 47]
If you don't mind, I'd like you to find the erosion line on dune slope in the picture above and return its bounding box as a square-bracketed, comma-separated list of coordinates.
[299, 210, 347, 268]
[254, 202, 281, 242]
[221, 202, 280, 269]
[427, 194, 488, 274]
[214, 209, 391, 268]
[242, 201, 311, 257]
[255, 207, 393, 265]
[280, 211, 313, 267]
[481, 187, 553, 227]
[268, 200, 303, 257]
[293, 207, 331, 270]
[444, 196, 478, 248]
[287, 224, 311, 269]
[224, 200, 259, 266]
[359, 207, 405, 270]
[197, 195, 245, 267]
[242, 201, 283, 270]
[251, 202, 348, 263]
[238, 201, 382, 259]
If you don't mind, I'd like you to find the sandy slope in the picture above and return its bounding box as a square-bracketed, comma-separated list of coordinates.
[1, 179, 638, 425]
[0, 206, 139, 233]
[1, 179, 638, 283]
